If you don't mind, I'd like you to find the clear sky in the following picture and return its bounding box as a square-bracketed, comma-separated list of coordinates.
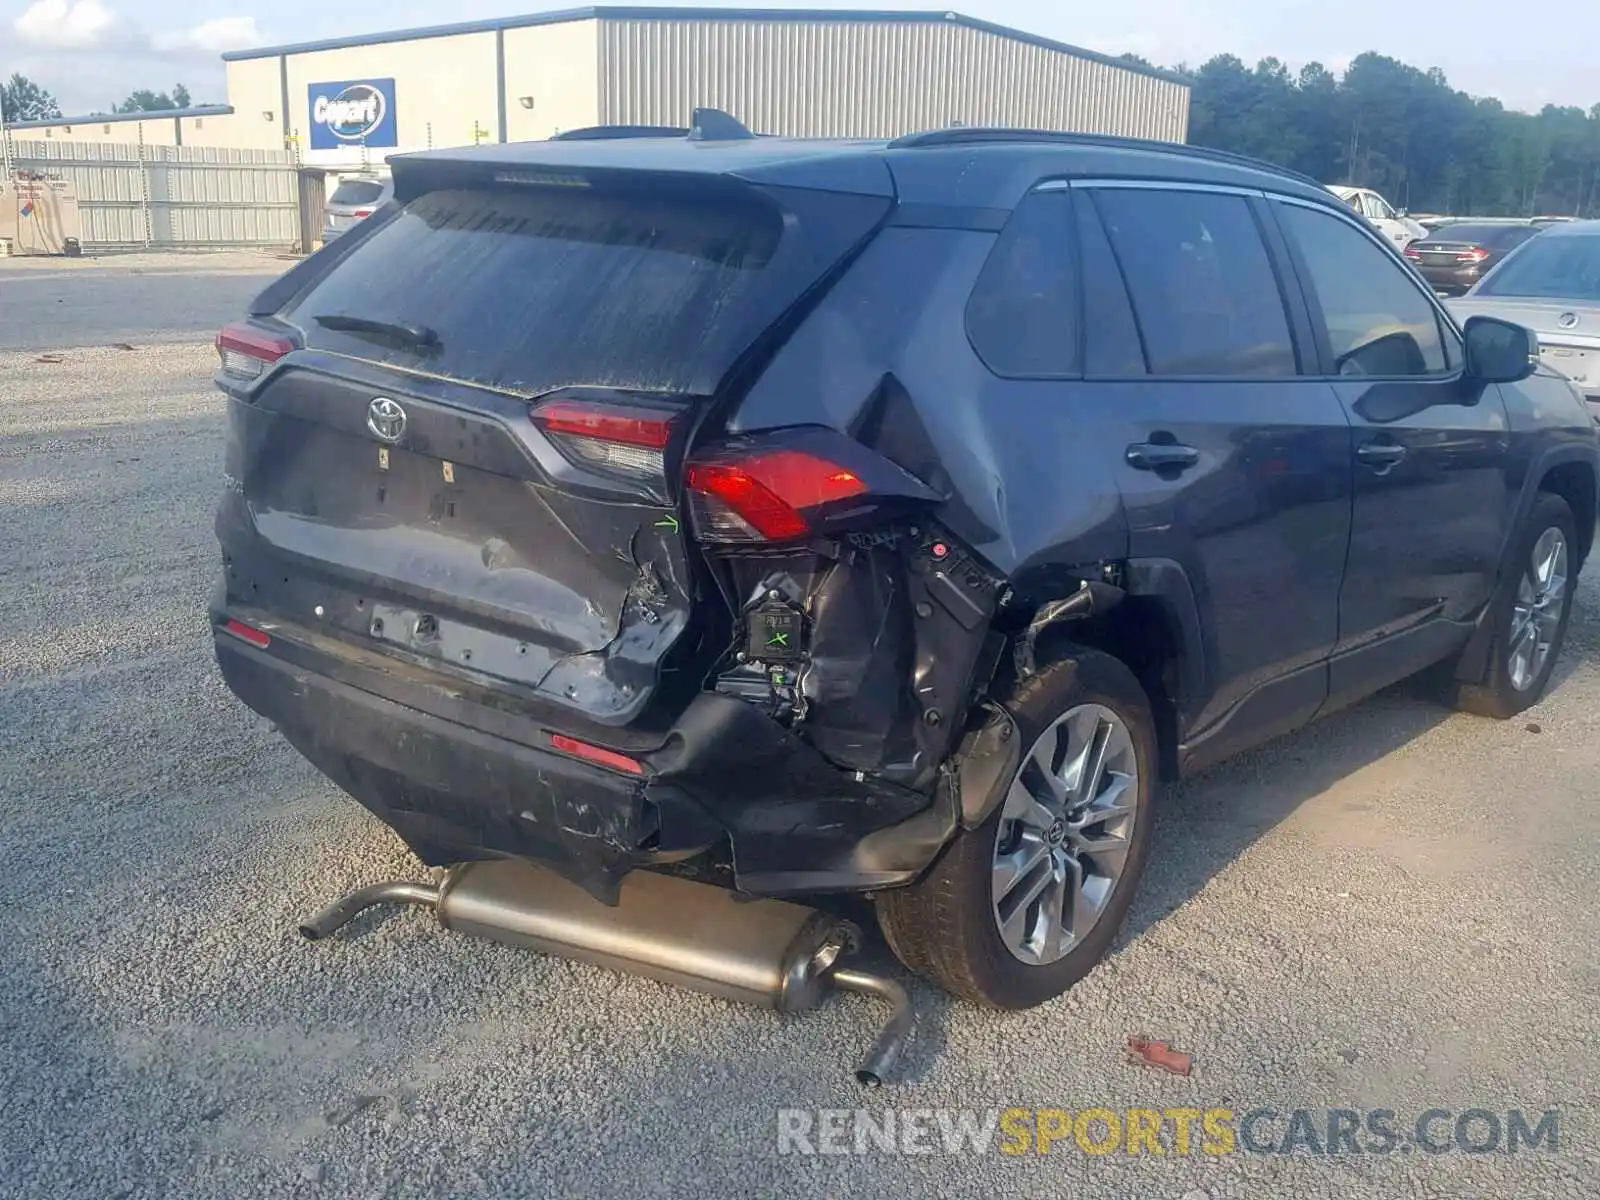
[7, 0, 1599, 118]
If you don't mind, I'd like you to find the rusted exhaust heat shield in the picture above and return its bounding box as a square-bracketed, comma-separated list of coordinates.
[300, 860, 915, 1085]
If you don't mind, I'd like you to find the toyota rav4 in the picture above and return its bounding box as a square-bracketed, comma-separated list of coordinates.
[210, 113, 1598, 1009]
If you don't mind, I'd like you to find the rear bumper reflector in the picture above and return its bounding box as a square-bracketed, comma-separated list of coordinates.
[550, 733, 645, 776]
[222, 618, 271, 649]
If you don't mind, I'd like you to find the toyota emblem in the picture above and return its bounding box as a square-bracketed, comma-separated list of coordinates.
[1558, 312, 1580, 330]
[367, 396, 407, 443]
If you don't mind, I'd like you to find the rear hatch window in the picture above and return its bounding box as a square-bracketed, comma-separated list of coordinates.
[237, 173, 888, 724]
[284, 184, 783, 395]
[329, 178, 387, 206]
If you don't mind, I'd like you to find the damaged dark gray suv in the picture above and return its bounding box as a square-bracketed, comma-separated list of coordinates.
[212, 112, 1599, 1010]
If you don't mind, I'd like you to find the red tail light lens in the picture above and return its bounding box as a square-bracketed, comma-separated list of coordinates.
[687, 449, 868, 543]
[1403, 245, 1423, 260]
[350, 208, 374, 218]
[1457, 247, 1490, 264]
[216, 322, 293, 381]
[531, 395, 677, 487]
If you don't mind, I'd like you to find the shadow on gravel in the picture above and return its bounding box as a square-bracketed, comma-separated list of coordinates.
[1121, 576, 1598, 950]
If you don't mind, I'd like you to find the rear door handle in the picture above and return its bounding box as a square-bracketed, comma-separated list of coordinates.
[1126, 441, 1200, 472]
[1356, 441, 1408, 469]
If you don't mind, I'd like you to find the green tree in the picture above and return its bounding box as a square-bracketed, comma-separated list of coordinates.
[1, 73, 62, 123]
[1180, 49, 1600, 216]
[114, 85, 192, 114]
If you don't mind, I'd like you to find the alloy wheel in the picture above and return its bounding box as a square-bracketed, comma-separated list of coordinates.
[990, 703, 1139, 966]
[1508, 526, 1568, 692]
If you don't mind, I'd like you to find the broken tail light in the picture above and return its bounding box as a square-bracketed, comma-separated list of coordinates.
[686, 428, 942, 545]
[531, 394, 678, 488]
[216, 322, 293, 381]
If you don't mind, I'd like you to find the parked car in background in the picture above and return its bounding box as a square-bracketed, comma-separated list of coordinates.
[1449, 220, 1600, 413]
[322, 171, 394, 243]
[1404, 221, 1544, 295]
[1329, 185, 1428, 248]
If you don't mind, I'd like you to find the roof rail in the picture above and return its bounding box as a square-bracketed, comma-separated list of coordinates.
[887, 127, 1323, 189]
[551, 124, 690, 141]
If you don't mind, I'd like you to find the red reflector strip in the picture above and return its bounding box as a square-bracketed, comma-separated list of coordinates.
[532, 399, 675, 449]
[223, 618, 271, 649]
[550, 733, 644, 776]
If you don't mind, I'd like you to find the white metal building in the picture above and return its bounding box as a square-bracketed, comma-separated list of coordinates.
[205, 6, 1191, 168]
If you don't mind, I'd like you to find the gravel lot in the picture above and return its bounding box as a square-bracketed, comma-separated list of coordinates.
[2, 256, 1597, 1199]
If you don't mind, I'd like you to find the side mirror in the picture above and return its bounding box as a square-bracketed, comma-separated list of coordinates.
[1463, 315, 1537, 384]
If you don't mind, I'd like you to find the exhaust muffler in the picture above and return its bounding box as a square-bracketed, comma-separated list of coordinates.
[300, 860, 914, 1085]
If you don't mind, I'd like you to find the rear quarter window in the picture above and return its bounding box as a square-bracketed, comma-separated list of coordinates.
[285, 185, 783, 395]
[964, 189, 1078, 377]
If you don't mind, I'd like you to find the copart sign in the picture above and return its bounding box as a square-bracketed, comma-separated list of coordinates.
[307, 79, 397, 150]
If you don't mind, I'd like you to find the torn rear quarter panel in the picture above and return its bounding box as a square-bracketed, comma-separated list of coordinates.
[710, 523, 1002, 792]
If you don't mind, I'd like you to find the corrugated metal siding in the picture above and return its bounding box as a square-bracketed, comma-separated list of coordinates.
[7, 140, 298, 249]
[597, 19, 1188, 142]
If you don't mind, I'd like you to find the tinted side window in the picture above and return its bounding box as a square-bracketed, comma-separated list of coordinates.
[1075, 200, 1147, 375]
[1276, 203, 1451, 376]
[1091, 189, 1298, 377]
[965, 190, 1077, 377]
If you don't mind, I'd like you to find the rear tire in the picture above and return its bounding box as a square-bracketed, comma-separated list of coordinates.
[1448, 492, 1577, 720]
[876, 647, 1157, 1009]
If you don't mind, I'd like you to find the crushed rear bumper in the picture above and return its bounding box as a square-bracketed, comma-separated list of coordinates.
[213, 609, 954, 902]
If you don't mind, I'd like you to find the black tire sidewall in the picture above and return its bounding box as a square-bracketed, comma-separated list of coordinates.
[946, 649, 1159, 1009]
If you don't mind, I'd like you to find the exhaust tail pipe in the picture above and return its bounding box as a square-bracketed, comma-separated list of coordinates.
[299, 881, 438, 940]
[300, 860, 915, 1085]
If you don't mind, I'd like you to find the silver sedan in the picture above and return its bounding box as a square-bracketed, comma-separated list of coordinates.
[1447, 220, 1600, 412]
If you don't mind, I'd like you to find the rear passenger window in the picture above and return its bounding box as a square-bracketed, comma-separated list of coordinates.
[1091, 189, 1298, 377]
[965, 190, 1078, 377]
[1076, 201, 1147, 375]
[1276, 203, 1451, 376]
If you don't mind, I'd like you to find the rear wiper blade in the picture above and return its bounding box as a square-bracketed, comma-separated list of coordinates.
[312, 313, 440, 353]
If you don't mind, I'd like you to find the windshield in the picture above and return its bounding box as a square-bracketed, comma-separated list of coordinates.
[1477, 233, 1600, 301]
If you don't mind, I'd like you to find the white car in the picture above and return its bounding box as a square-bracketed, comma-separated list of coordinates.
[1329, 185, 1428, 249]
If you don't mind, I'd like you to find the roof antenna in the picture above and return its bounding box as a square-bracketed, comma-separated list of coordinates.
[689, 107, 756, 142]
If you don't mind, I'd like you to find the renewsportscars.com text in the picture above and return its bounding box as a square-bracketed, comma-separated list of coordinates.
[775, 1107, 1561, 1157]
